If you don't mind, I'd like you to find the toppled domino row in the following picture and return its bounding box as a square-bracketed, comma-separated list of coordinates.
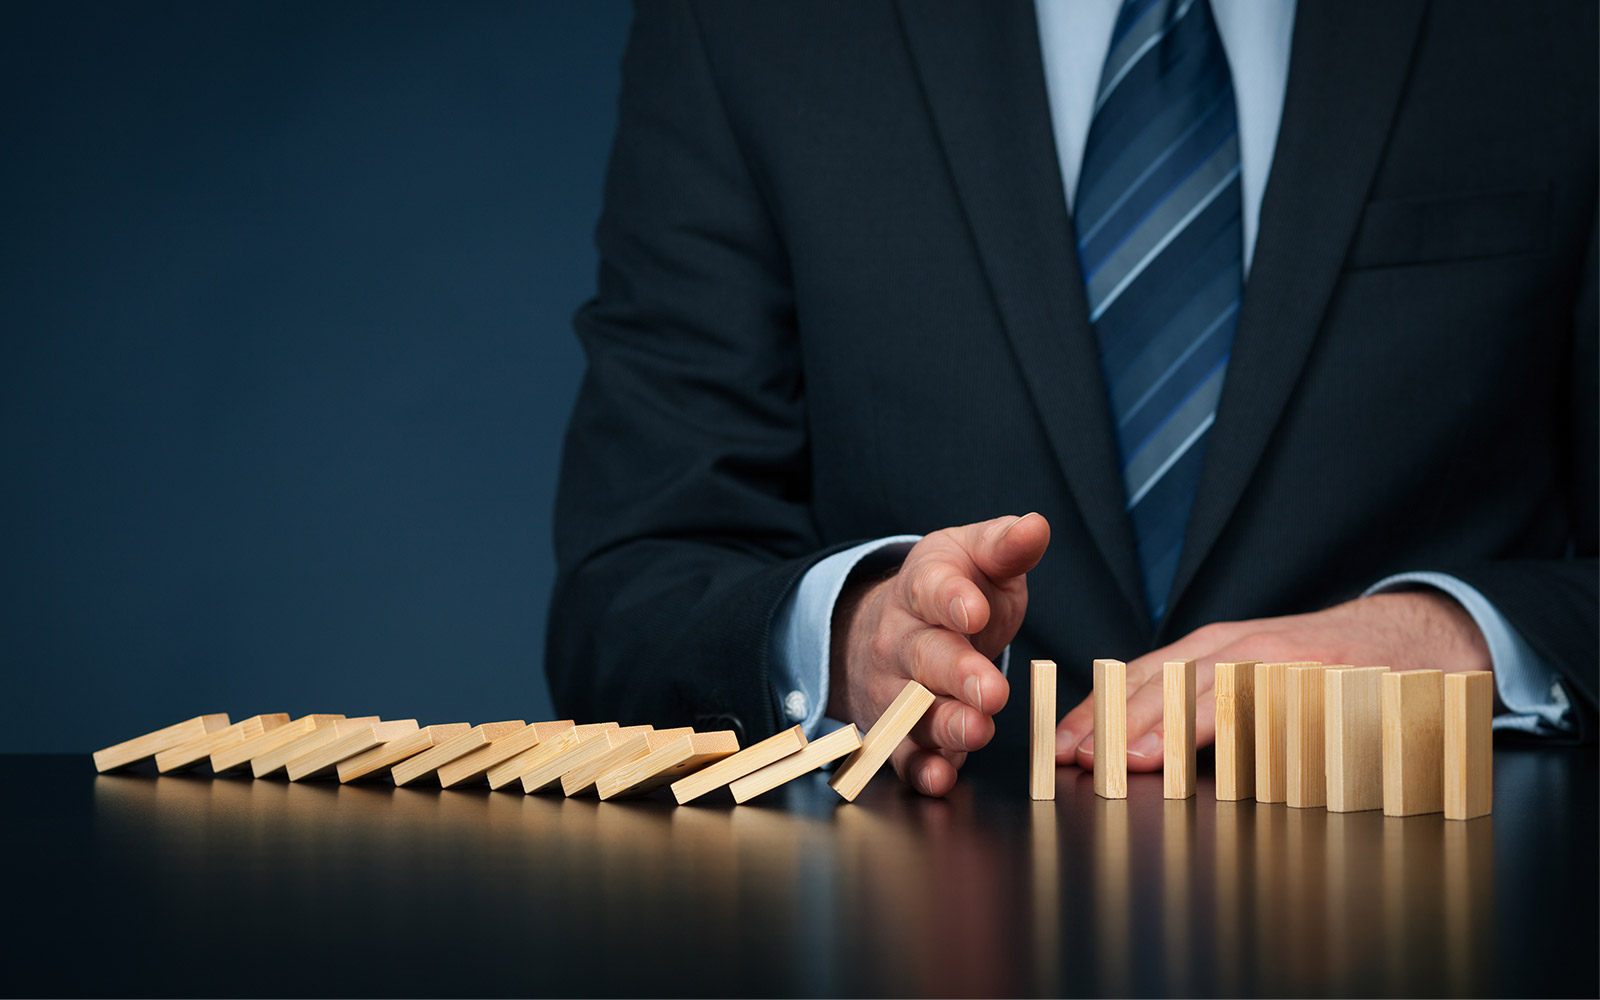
[90, 680, 936, 805]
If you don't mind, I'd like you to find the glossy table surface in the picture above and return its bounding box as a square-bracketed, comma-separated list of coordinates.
[10, 746, 1596, 997]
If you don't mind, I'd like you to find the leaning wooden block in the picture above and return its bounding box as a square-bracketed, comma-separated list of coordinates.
[286, 719, 419, 781]
[1093, 659, 1127, 799]
[1029, 661, 1057, 801]
[1163, 660, 1196, 799]
[1326, 666, 1388, 813]
[1254, 662, 1318, 803]
[565, 727, 690, 796]
[597, 731, 740, 800]
[1382, 670, 1445, 817]
[831, 680, 936, 802]
[338, 723, 472, 783]
[94, 714, 231, 773]
[435, 720, 576, 789]
[390, 720, 525, 787]
[211, 715, 345, 773]
[486, 722, 617, 790]
[1286, 664, 1330, 808]
[154, 714, 290, 773]
[729, 724, 861, 804]
[253, 717, 379, 778]
[523, 725, 651, 794]
[672, 724, 807, 805]
[1445, 671, 1493, 821]
[1213, 660, 1258, 801]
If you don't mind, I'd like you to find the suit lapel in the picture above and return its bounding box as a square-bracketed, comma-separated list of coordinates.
[896, 0, 1148, 625]
[1161, 0, 1430, 633]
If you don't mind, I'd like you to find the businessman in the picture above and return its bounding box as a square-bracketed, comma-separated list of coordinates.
[548, 0, 1597, 796]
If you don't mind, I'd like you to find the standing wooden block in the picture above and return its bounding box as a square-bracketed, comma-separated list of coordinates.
[565, 727, 691, 796]
[1285, 664, 1329, 808]
[252, 717, 379, 778]
[154, 714, 290, 773]
[210, 715, 345, 773]
[389, 720, 525, 787]
[1254, 662, 1318, 803]
[486, 722, 617, 790]
[1445, 671, 1493, 820]
[1213, 661, 1258, 801]
[1029, 661, 1057, 801]
[1326, 666, 1388, 813]
[435, 720, 576, 789]
[522, 725, 650, 794]
[671, 724, 808, 804]
[1163, 659, 1196, 799]
[728, 724, 861, 804]
[597, 731, 741, 800]
[94, 714, 231, 772]
[1093, 659, 1127, 799]
[286, 719, 420, 781]
[1382, 670, 1445, 817]
[338, 723, 473, 783]
[831, 679, 936, 802]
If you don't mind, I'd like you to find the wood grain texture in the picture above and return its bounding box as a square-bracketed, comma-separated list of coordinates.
[831, 680, 936, 802]
[1445, 671, 1493, 821]
[1254, 662, 1317, 803]
[671, 724, 807, 804]
[93, 714, 230, 772]
[522, 725, 650, 794]
[597, 730, 740, 800]
[1093, 659, 1127, 799]
[286, 719, 419, 781]
[435, 720, 576, 788]
[1286, 664, 1329, 808]
[1029, 661, 1057, 801]
[1213, 661, 1258, 801]
[1163, 659, 1196, 799]
[337, 723, 472, 782]
[729, 724, 861, 804]
[1326, 666, 1387, 813]
[154, 714, 289, 773]
[389, 720, 525, 787]
[210, 715, 344, 773]
[253, 717, 379, 778]
[1382, 670, 1445, 817]
[487, 722, 617, 790]
[564, 727, 690, 796]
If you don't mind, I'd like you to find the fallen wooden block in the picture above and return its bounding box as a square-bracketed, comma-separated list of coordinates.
[1093, 659, 1127, 799]
[1445, 671, 1493, 821]
[338, 723, 473, 783]
[1029, 661, 1057, 801]
[671, 724, 807, 805]
[1286, 664, 1330, 808]
[1382, 669, 1445, 817]
[565, 727, 691, 796]
[729, 724, 861, 804]
[831, 680, 936, 802]
[390, 720, 526, 787]
[1213, 660, 1258, 801]
[154, 714, 290, 773]
[435, 720, 576, 789]
[210, 715, 345, 773]
[1163, 659, 1196, 799]
[253, 717, 380, 779]
[1326, 666, 1388, 813]
[597, 731, 740, 800]
[94, 714, 231, 773]
[522, 725, 650, 794]
[286, 719, 420, 781]
[1254, 662, 1319, 803]
[486, 722, 617, 791]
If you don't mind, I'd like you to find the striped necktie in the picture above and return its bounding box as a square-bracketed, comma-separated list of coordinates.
[1075, 0, 1243, 623]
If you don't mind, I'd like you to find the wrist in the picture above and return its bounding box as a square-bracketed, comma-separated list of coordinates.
[1366, 590, 1493, 675]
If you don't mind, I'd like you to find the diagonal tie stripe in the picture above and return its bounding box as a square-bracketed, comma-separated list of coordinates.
[1075, 0, 1243, 621]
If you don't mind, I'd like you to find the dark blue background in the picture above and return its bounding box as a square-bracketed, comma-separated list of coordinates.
[2, 2, 633, 751]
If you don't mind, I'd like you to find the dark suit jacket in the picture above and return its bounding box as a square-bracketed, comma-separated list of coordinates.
[547, 0, 1598, 751]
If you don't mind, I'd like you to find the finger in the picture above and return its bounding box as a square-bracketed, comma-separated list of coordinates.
[900, 627, 1010, 714]
[1055, 692, 1095, 764]
[1073, 674, 1167, 771]
[901, 555, 992, 633]
[909, 695, 997, 753]
[959, 512, 1051, 582]
[890, 739, 961, 797]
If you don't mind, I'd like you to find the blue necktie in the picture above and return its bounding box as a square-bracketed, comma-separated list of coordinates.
[1075, 0, 1243, 623]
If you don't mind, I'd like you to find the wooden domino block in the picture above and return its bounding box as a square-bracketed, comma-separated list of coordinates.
[389, 720, 525, 787]
[1286, 664, 1330, 808]
[566, 727, 690, 796]
[1213, 660, 1258, 801]
[435, 720, 576, 789]
[1445, 671, 1493, 821]
[1382, 669, 1445, 817]
[1326, 666, 1388, 813]
[338, 723, 473, 783]
[1254, 662, 1318, 803]
[286, 719, 420, 781]
[210, 715, 345, 773]
[253, 717, 380, 778]
[154, 714, 290, 773]
[94, 714, 231, 772]
[486, 722, 617, 790]
[671, 724, 807, 805]
[1163, 659, 1196, 799]
[522, 725, 650, 794]
[1093, 659, 1127, 799]
[597, 730, 740, 800]
[1029, 661, 1057, 801]
[831, 680, 936, 802]
[728, 724, 861, 804]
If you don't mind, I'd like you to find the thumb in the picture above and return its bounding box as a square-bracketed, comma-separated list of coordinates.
[964, 512, 1051, 582]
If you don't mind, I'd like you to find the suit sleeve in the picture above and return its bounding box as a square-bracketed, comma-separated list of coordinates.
[545, 0, 832, 743]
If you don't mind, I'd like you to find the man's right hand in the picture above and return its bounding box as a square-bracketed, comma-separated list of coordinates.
[826, 512, 1051, 798]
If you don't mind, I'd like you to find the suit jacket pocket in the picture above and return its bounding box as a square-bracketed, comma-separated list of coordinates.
[1344, 188, 1549, 270]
